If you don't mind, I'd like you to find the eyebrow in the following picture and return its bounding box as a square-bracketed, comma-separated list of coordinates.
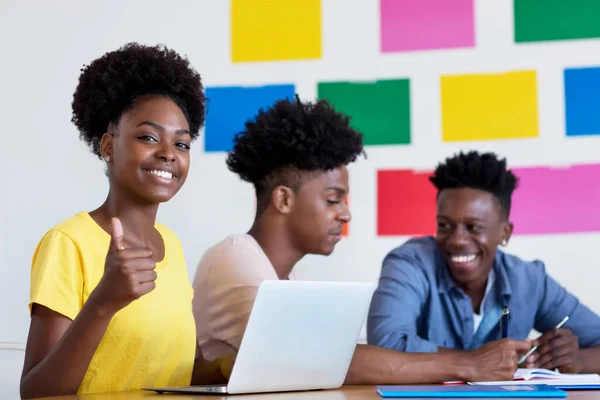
[136, 121, 190, 135]
[326, 186, 347, 195]
[436, 214, 486, 223]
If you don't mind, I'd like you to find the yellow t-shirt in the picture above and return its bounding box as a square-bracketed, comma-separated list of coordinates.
[29, 212, 196, 394]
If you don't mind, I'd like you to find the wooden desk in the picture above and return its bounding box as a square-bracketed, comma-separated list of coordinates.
[33, 386, 600, 400]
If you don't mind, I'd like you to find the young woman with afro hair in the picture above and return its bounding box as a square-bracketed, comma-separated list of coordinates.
[21, 43, 232, 399]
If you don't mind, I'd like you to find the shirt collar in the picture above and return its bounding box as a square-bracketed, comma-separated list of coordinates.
[494, 249, 512, 297]
[437, 254, 456, 294]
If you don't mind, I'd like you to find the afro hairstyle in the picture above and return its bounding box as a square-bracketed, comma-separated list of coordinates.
[226, 95, 365, 212]
[429, 151, 519, 219]
[71, 42, 205, 158]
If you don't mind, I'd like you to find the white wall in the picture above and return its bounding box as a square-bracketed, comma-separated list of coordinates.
[2, 0, 600, 344]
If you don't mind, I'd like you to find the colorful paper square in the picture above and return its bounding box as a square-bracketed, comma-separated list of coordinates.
[204, 84, 295, 152]
[231, 0, 321, 62]
[441, 71, 539, 142]
[380, 0, 475, 53]
[511, 164, 600, 234]
[377, 170, 437, 236]
[564, 67, 600, 137]
[514, 0, 600, 43]
[318, 79, 411, 146]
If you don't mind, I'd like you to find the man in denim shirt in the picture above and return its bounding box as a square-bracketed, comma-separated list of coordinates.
[368, 151, 600, 373]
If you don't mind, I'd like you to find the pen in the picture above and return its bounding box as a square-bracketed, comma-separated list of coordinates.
[518, 315, 570, 365]
[500, 306, 510, 339]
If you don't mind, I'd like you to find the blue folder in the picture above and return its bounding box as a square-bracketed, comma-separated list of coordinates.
[376, 384, 568, 398]
[552, 384, 600, 390]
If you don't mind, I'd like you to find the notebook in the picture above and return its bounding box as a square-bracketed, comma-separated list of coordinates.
[514, 369, 600, 381]
[469, 368, 600, 389]
[376, 384, 567, 398]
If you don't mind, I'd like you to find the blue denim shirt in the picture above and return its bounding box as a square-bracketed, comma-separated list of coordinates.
[367, 236, 600, 352]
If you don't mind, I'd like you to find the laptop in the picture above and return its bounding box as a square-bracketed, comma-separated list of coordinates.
[145, 280, 376, 395]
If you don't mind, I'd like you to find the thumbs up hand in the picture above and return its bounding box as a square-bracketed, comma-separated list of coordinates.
[89, 218, 157, 316]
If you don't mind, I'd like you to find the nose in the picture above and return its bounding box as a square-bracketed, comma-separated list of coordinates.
[339, 202, 351, 224]
[156, 142, 175, 162]
[448, 225, 469, 246]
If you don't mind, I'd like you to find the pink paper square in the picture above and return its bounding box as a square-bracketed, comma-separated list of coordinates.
[511, 164, 600, 235]
[380, 0, 475, 53]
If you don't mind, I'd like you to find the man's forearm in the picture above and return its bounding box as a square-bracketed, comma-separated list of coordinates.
[344, 344, 472, 385]
[436, 347, 464, 354]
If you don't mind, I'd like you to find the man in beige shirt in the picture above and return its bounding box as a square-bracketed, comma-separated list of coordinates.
[193, 233, 297, 361]
[192, 96, 531, 384]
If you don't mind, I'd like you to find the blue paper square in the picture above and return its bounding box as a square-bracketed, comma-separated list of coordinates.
[565, 67, 600, 137]
[204, 84, 296, 152]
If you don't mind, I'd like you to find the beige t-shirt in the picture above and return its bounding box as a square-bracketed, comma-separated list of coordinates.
[192, 234, 296, 361]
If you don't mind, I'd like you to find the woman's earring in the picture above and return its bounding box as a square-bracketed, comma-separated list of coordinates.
[103, 154, 111, 162]
[502, 239, 508, 246]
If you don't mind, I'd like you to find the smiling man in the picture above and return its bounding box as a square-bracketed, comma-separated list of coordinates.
[192, 100, 538, 385]
[367, 151, 600, 374]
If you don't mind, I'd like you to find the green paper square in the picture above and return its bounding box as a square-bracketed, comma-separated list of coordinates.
[514, 0, 600, 43]
[317, 79, 411, 146]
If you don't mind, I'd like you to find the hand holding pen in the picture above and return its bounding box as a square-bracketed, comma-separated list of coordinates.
[519, 316, 583, 373]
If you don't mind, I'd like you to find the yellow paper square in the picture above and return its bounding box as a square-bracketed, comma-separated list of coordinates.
[231, 0, 321, 63]
[441, 71, 539, 141]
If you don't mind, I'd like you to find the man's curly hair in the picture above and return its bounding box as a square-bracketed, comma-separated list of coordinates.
[429, 151, 519, 219]
[226, 96, 365, 212]
[71, 42, 205, 158]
